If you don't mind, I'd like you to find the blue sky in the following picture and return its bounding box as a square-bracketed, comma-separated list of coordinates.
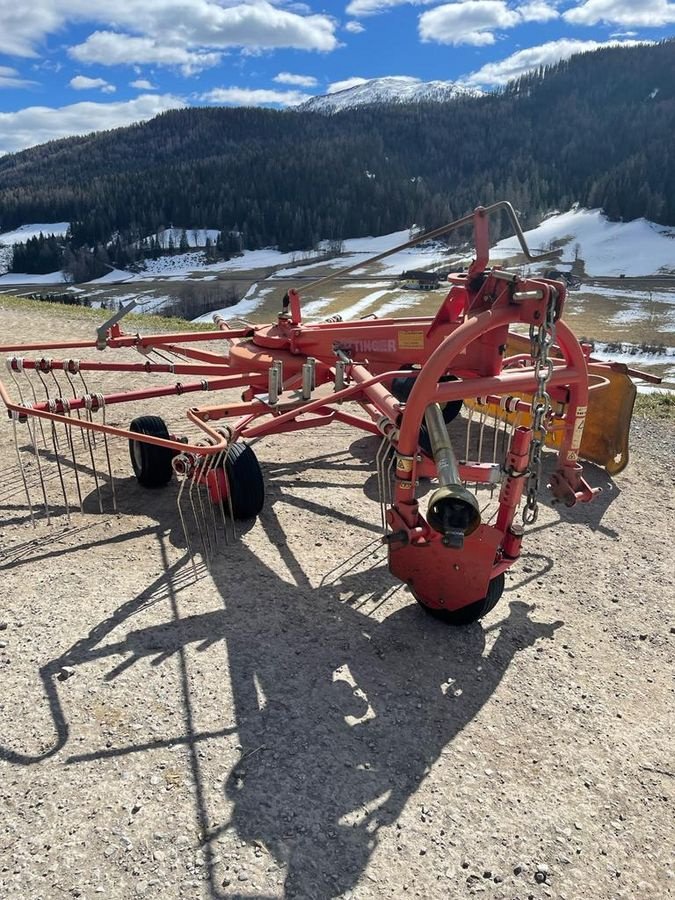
[0, 0, 673, 154]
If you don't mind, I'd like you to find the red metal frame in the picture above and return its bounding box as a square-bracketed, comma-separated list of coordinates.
[0, 202, 607, 614]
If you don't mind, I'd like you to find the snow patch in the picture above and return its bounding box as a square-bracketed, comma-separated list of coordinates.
[491, 208, 675, 277]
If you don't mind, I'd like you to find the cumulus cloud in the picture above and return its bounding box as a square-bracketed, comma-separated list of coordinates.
[69, 74, 116, 92]
[69, 32, 223, 75]
[274, 71, 318, 87]
[346, 0, 420, 16]
[465, 37, 648, 86]
[0, 66, 37, 89]
[419, 0, 520, 45]
[345, 20, 366, 32]
[0, 0, 339, 69]
[130, 78, 157, 90]
[327, 76, 369, 93]
[564, 0, 675, 28]
[0, 94, 185, 155]
[517, 1, 559, 22]
[198, 86, 311, 106]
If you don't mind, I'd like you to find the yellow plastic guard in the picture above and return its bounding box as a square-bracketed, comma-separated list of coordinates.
[463, 334, 636, 475]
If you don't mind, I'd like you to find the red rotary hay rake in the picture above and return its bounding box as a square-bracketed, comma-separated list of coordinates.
[1, 201, 642, 624]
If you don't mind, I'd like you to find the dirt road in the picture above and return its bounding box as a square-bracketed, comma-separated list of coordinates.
[0, 301, 673, 900]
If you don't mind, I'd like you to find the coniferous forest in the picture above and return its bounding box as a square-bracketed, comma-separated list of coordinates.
[0, 40, 673, 278]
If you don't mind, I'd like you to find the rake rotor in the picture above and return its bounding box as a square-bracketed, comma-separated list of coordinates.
[1, 201, 647, 623]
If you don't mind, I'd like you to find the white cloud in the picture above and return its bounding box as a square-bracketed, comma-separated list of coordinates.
[69, 75, 116, 92]
[419, 0, 520, 45]
[0, 1, 339, 68]
[0, 66, 37, 89]
[517, 1, 559, 23]
[0, 94, 185, 155]
[465, 37, 648, 86]
[327, 76, 369, 93]
[346, 0, 419, 16]
[130, 78, 157, 90]
[345, 20, 366, 32]
[198, 86, 311, 106]
[274, 71, 318, 87]
[564, 0, 675, 28]
[69, 32, 223, 76]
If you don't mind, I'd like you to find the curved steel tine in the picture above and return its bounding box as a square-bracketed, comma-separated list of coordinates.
[490, 408, 500, 499]
[476, 405, 487, 494]
[375, 436, 388, 532]
[11, 414, 35, 527]
[64, 370, 88, 450]
[64, 409, 84, 513]
[188, 459, 210, 559]
[78, 372, 96, 447]
[222, 442, 237, 541]
[384, 438, 396, 528]
[50, 419, 71, 521]
[464, 405, 474, 484]
[26, 368, 49, 451]
[176, 474, 198, 579]
[24, 417, 50, 523]
[201, 450, 220, 552]
[212, 447, 230, 545]
[101, 405, 117, 513]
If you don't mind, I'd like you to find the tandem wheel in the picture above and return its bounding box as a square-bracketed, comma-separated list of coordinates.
[223, 441, 265, 520]
[129, 415, 174, 488]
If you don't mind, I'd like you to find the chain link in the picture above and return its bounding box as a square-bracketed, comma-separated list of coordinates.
[523, 289, 558, 525]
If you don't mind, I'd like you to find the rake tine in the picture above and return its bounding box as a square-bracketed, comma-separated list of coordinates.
[196, 458, 215, 557]
[16, 367, 49, 451]
[100, 401, 117, 513]
[476, 405, 486, 494]
[188, 460, 210, 560]
[176, 474, 199, 579]
[24, 417, 50, 523]
[62, 403, 84, 513]
[464, 405, 474, 483]
[49, 419, 71, 522]
[202, 451, 220, 552]
[64, 369, 89, 451]
[490, 408, 500, 500]
[79, 372, 97, 447]
[11, 413, 36, 527]
[375, 436, 388, 532]
[221, 442, 238, 542]
[212, 447, 230, 545]
[83, 410, 104, 514]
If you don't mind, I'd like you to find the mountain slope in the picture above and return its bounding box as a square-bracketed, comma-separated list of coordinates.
[0, 40, 673, 253]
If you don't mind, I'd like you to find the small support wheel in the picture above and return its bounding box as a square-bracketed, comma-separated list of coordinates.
[129, 415, 174, 488]
[414, 572, 505, 626]
[224, 441, 265, 520]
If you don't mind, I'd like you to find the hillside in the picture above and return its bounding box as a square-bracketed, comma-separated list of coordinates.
[0, 40, 673, 256]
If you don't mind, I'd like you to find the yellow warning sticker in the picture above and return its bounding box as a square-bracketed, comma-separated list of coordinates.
[398, 330, 425, 350]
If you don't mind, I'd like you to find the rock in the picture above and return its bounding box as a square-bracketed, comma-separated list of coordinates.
[57, 666, 76, 681]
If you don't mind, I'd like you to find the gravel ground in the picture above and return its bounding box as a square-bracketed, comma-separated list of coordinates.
[0, 303, 673, 900]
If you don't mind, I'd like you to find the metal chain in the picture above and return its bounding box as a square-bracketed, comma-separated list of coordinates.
[523, 289, 558, 525]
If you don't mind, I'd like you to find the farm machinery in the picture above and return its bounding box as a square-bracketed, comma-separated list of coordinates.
[0, 201, 643, 624]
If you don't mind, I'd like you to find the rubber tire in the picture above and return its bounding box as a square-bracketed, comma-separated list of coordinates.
[129, 415, 174, 488]
[415, 572, 505, 626]
[391, 370, 462, 456]
[224, 441, 265, 520]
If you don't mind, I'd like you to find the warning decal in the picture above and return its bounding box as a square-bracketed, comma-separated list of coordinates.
[398, 331, 425, 350]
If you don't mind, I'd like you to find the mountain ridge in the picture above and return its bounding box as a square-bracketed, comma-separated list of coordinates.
[298, 76, 480, 113]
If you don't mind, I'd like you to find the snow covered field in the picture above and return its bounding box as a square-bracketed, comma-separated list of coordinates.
[490, 208, 675, 277]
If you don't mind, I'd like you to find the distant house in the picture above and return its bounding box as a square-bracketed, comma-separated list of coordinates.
[399, 269, 440, 290]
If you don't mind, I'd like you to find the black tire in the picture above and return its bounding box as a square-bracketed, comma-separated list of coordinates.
[415, 572, 505, 626]
[224, 441, 265, 520]
[391, 369, 462, 456]
[129, 415, 174, 488]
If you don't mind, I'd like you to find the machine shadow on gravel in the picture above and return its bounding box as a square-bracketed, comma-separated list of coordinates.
[0, 445, 565, 900]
